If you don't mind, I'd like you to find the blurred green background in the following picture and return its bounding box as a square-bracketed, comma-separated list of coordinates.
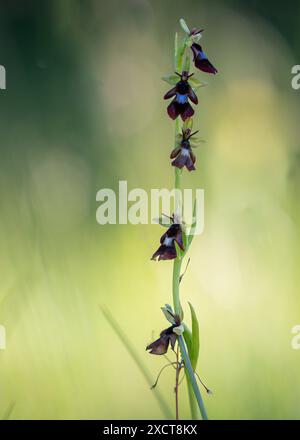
[0, 0, 300, 420]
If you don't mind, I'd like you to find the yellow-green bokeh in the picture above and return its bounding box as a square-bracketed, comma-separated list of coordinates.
[0, 0, 300, 420]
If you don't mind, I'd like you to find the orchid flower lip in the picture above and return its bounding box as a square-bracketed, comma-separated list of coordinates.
[151, 222, 184, 261]
[170, 128, 197, 171]
[181, 148, 190, 157]
[164, 72, 198, 120]
[164, 236, 174, 246]
[176, 93, 188, 104]
[146, 324, 178, 355]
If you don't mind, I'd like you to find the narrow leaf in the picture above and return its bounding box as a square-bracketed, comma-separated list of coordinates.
[177, 40, 187, 72]
[188, 302, 200, 370]
[182, 229, 188, 251]
[183, 53, 190, 72]
[179, 336, 208, 420]
[174, 240, 184, 259]
[188, 77, 207, 89]
[183, 324, 193, 358]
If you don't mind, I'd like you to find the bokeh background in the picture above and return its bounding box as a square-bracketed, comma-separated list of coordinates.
[0, 0, 300, 420]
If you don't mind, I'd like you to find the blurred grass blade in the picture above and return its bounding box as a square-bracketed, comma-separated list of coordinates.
[101, 306, 173, 419]
[2, 401, 15, 420]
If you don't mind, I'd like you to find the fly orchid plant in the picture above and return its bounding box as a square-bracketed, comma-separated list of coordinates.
[146, 18, 217, 420]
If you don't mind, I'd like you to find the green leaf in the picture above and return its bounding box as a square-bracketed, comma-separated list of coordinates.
[188, 77, 207, 89]
[183, 54, 190, 72]
[179, 336, 208, 420]
[162, 74, 179, 86]
[179, 18, 190, 35]
[188, 302, 200, 370]
[182, 228, 188, 250]
[183, 324, 193, 356]
[179, 303, 184, 321]
[177, 37, 189, 72]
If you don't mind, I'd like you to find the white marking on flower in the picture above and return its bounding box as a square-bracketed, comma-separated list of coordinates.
[164, 237, 174, 246]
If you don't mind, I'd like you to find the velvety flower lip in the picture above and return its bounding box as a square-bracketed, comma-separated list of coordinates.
[170, 128, 198, 171]
[146, 308, 182, 355]
[146, 325, 178, 355]
[151, 223, 184, 261]
[164, 71, 198, 121]
[191, 43, 217, 74]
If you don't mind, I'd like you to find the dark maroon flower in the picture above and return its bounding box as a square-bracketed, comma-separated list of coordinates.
[146, 325, 177, 355]
[191, 43, 217, 75]
[146, 306, 183, 355]
[170, 128, 198, 171]
[164, 71, 198, 121]
[151, 222, 184, 261]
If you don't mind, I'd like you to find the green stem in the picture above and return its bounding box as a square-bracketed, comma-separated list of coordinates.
[172, 257, 182, 316]
[187, 378, 199, 420]
[173, 126, 182, 317]
[171, 20, 208, 421]
[172, 130, 208, 420]
[178, 336, 208, 420]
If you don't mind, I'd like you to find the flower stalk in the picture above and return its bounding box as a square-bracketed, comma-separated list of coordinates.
[172, 90, 207, 420]
[179, 335, 208, 420]
[147, 17, 217, 420]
